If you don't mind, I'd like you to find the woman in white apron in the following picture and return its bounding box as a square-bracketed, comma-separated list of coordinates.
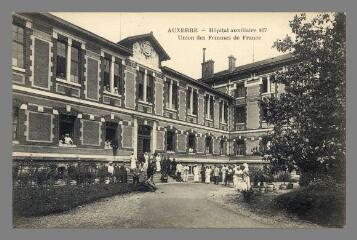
[235, 167, 247, 191]
[155, 154, 161, 172]
[193, 165, 200, 182]
[205, 166, 211, 184]
[232, 165, 239, 187]
[242, 163, 251, 190]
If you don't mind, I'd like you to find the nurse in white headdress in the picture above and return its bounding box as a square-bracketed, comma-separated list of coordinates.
[242, 163, 251, 190]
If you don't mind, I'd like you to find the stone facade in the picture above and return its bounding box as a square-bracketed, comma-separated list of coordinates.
[12, 13, 295, 168]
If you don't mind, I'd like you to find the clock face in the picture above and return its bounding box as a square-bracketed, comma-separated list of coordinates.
[141, 41, 153, 57]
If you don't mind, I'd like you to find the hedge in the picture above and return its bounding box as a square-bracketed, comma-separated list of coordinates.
[13, 183, 148, 217]
[273, 184, 345, 227]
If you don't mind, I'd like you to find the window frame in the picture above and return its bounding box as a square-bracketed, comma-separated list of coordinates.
[166, 130, 176, 152]
[56, 40, 67, 80]
[70, 45, 80, 83]
[12, 24, 25, 69]
[235, 139, 245, 156]
[103, 57, 111, 92]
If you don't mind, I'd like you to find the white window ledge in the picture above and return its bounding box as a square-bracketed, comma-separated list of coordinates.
[56, 78, 81, 87]
[59, 143, 77, 148]
[12, 140, 20, 145]
[138, 100, 153, 106]
[187, 112, 198, 117]
[235, 96, 245, 100]
[165, 107, 177, 112]
[103, 91, 122, 98]
[12, 66, 26, 73]
[205, 118, 213, 121]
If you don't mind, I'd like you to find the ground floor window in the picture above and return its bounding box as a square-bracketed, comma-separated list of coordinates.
[13, 107, 19, 141]
[188, 133, 196, 153]
[166, 130, 175, 152]
[220, 139, 226, 155]
[105, 122, 118, 149]
[205, 136, 213, 154]
[235, 139, 245, 155]
[59, 115, 76, 146]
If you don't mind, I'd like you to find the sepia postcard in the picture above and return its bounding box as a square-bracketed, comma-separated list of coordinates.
[11, 12, 346, 229]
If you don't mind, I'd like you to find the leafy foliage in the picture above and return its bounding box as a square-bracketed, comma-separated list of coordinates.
[261, 13, 346, 186]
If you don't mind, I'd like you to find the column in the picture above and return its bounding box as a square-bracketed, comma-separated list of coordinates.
[190, 88, 194, 114]
[143, 69, 147, 102]
[207, 95, 210, 119]
[168, 80, 173, 108]
[221, 101, 224, 123]
[132, 118, 138, 157]
[110, 56, 115, 93]
[152, 121, 157, 154]
[66, 38, 72, 81]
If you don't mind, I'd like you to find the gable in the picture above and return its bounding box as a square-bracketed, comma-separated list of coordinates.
[132, 40, 160, 69]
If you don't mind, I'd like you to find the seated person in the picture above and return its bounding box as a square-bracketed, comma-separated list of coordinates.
[64, 134, 73, 145]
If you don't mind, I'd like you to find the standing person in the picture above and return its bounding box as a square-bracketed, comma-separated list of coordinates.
[235, 166, 245, 191]
[221, 164, 228, 185]
[225, 166, 233, 186]
[176, 162, 183, 182]
[193, 165, 200, 182]
[140, 162, 148, 182]
[171, 158, 177, 179]
[133, 163, 141, 185]
[205, 166, 212, 184]
[147, 159, 156, 183]
[119, 164, 128, 183]
[144, 152, 149, 166]
[232, 165, 239, 187]
[213, 165, 220, 185]
[130, 152, 136, 170]
[183, 165, 189, 182]
[200, 164, 206, 183]
[155, 153, 161, 173]
[242, 163, 251, 190]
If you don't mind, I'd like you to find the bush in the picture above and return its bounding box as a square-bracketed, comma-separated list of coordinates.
[13, 183, 146, 217]
[274, 171, 291, 182]
[242, 189, 255, 203]
[273, 183, 345, 227]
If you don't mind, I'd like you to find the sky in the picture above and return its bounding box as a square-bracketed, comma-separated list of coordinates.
[52, 12, 308, 79]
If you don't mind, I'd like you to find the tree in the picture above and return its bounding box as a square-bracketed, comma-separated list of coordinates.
[261, 13, 346, 186]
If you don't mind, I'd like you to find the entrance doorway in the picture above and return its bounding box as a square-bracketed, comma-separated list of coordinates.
[137, 125, 152, 161]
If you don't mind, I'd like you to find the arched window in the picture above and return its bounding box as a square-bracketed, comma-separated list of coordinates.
[205, 136, 213, 154]
[187, 133, 196, 153]
[166, 130, 175, 152]
[235, 139, 245, 156]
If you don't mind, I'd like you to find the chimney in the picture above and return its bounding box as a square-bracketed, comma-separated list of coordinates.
[228, 55, 236, 72]
[201, 48, 214, 79]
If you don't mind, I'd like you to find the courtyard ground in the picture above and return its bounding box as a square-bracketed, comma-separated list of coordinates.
[13, 183, 319, 228]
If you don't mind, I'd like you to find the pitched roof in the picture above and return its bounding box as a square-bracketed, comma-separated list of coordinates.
[201, 53, 296, 82]
[161, 66, 233, 100]
[118, 32, 170, 61]
[27, 13, 133, 56]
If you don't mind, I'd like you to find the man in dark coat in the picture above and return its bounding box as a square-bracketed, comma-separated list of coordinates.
[201, 164, 206, 183]
[171, 158, 177, 178]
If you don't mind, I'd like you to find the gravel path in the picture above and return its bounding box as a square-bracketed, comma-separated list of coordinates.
[13, 183, 316, 228]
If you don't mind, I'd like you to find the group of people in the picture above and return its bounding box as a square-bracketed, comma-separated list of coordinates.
[193, 163, 251, 191]
[129, 152, 251, 191]
[130, 152, 192, 184]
